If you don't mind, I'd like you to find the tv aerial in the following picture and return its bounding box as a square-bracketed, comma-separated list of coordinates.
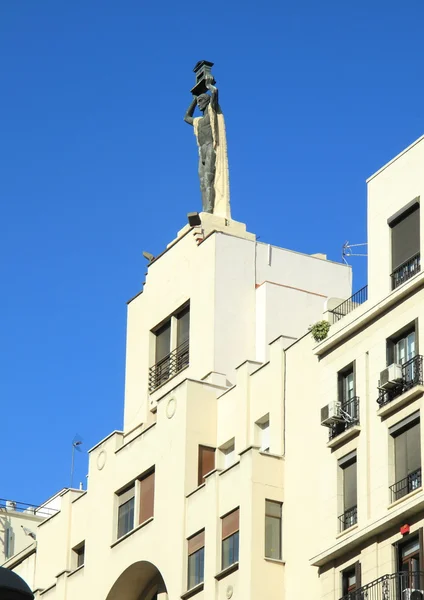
[342, 241, 367, 265]
[70, 434, 84, 489]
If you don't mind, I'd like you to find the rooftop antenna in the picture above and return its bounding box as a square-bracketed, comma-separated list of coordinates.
[70, 434, 83, 489]
[342, 241, 368, 265]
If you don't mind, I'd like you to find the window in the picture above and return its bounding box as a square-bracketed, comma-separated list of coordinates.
[265, 500, 282, 560]
[187, 530, 205, 589]
[331, 363, 359, 439]
[72, 542, 85, 569]
[256, 415, 270, 453]
[390, 202, 420, 289]
[396, 534, 424, 590]
[388, 326, 416, 367]
[139, 470, 155, 524]
[4, 527, 13, 560]
[390, 413, 421, 501]
[221, 508, 239, 569]
[117, 486, 135, 538]
[198, 445, 215, 485]
[220, 439, 235, 470]
[150, 303, 190, 392]
[342, 563, 361, 596]
[116, 469, 155, 539]
[338, 451, 357, 531]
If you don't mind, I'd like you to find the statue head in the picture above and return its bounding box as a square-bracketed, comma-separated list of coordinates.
[197, 93, 210, 111]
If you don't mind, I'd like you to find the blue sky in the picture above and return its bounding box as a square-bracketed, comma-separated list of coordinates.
[1, 0, 423, 505]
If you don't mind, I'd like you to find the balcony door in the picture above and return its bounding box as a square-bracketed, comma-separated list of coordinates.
[395, 330, 416, 366]
[397, 535, 423, 591]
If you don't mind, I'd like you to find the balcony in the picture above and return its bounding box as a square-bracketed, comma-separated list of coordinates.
[328, 286, 368, 324]
[329, 397, 360, 441]
[377, 355, 423, 408]
[391, 253, 421, 290]
[390, 467, 422, 503]
[338, 505, 357, 532]
[148, 339, 189, 393]
[0, 498, 58, 519]
[339, 571, 424, 600]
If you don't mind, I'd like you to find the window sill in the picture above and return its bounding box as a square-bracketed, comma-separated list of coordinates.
[336, 523, 358, 539]
[388, 486, 423, 509]
[181, 582, 204, 599]
[327, 425, 361, 449]
[215, 562, 239, 580]
[67, 565, 84, 578]
[377, 385, 424, 418]
[264, 557, 285, 565]
[218, 461, 240, 476]
[111, 517, 154, 548]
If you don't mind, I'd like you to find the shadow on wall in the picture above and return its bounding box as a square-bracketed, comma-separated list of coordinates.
[105, 561, 167, 600]
[0, 515, 14, 560]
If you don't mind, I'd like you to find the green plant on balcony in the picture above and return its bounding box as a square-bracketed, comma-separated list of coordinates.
[309, 320, 330, 343]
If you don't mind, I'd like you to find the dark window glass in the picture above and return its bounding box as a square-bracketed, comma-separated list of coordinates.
[391, 204, 420, 270]
[265, 500, 282, 560]
[188, 547, 204, 589]
[342, 567, 357, 595]
[222, 531, 239, 569]
[343, 459, 357, 511]
[74, 543, 85, 568]
[155, 321, 171, 363]
[177, 306, 190, 346]
[117, 496, 135, 538]
[395, 422, 421, 484]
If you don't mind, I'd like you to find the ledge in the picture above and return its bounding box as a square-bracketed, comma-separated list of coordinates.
[67, 565, 84, 578]
[219, 461, 240, 476]
[327, 426, 361, 449]
[377, 385, 424, 418]
[111, 517, 154, 548]
[115, 422, 157, 454]
[40, 583, 56, 596]
[310, 490, 424, 567]
[215, 562, 239, 580]
[388, 486, 423, 509]
[181, 582, 204, 599]
[336, 523, 358, 539]
[264, 557, 285, 565]
[186, 483, 205, 499]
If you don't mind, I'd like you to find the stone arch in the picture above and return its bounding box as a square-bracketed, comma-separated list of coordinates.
[105, 561, 167, 600]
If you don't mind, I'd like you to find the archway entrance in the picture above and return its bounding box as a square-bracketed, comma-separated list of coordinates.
[105, 561, 167, 600]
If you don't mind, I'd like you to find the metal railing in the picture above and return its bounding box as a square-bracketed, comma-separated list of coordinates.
[390, 467, 422, 502]
[149, 339, 189, 393]
[0, 499, 58, 519]
[338, 505, 357, 531]
[329, 286, 368, 323]
[339, 570, 424, 600]
[377, 355, 423, 407]
[391, 253, 421, 290]
[329, 397, 360, 441]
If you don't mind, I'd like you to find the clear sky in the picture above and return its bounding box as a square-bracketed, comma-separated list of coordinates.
[1, 0, 423, 505]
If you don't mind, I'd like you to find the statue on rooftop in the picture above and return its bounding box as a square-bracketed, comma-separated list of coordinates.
[184, 61, 231, 219]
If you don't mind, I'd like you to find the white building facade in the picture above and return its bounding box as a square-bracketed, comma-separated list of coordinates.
[3, 135, 424, 600]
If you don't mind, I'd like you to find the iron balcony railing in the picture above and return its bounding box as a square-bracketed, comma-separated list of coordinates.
[329, 286, 368, 324]
[339, 570, 424, 600]
[338, 505, 357, 532]
[390, 467, 422, 502]
[149, 339, 189, 393]
[0, 498, 58, 519]
[391, 253, 421, 290]
[329, 397, 360, 441]
[377, 355, 423, 407]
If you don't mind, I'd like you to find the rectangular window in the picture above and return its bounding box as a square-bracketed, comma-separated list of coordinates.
[187, 530, 205, 589]
[390, 203, 420, 289]
[139, 470, 155, 524]
[222, 508, 239, 569]
[117, 486, 135, 538]
[265, 500, 282, 560]
[337, 363, 358, 424]
[198, 445, 215, 485]
[73, 542, 85, 568]
[338, 452, 357, 530]
[256, 415, 270, 453]
[391, 415, 421, 501]
[342, 563, 361, 596]
[221, 440, 235, 469]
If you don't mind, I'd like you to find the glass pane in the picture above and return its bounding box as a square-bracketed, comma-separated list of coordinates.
[343, 461, 357, 511]
[265, 515, 281, 559]
[395, 431, 408, 483]
[396, 338, 406, 365]
[266, 500, 282, 518]
[222, 532, 239, 569]
[402, 539, 420, 559]
[407, 423, 421, 474]
[188, 547, 204, 589]
[344, 372, 354, 401]
[407, 331, 416, 360]
[155, 322, 171, 362]
[117, 497, 134, 538]
[177, 307, 190, 346]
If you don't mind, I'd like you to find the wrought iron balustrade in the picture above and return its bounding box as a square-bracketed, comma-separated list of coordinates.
[339, 570, 424, 600]
[390, 467, 422, 502]
[391, 253, 421, 290]
[329, 397, 360, 441]
[149, 339, 189, 393]
[338, 505, 357, 531]
[329, 286, 368, 323]
[377, 355, 423, 407]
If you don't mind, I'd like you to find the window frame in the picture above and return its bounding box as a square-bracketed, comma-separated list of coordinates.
[221, 508, 240, 570]
[389, 201, 420, 272]
[115, 467, 155, 540]
[187, 529, 205, 590]
[256, 414, 270, 453]
[390, 412, 421, 500]
[72, 541, 85, 569]
[341, 562, 361, 596]
[264, 499, 282, 560]
[387, 321, 418, 366]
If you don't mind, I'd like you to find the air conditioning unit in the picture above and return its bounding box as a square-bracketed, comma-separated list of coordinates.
[380, 363, 403, 390]
[6, 500, 17, 511]
[403, 589, 424, 600]
[321, 402, 343, 426]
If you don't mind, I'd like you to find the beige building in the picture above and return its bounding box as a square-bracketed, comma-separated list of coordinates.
[3, 135, 424, 600]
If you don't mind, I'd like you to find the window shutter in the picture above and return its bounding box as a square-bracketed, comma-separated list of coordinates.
[198, 446, 215, 485]
[222, 508, 239, 540]
[139, 471, 155, 523]
[118, 485, 135, 506]
[355, 561, 362, 588]
[188, 530, 205, 555]
[391, 204, 420, 270]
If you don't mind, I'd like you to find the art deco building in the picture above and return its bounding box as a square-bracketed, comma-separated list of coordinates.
[2, 135, 424, 600]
